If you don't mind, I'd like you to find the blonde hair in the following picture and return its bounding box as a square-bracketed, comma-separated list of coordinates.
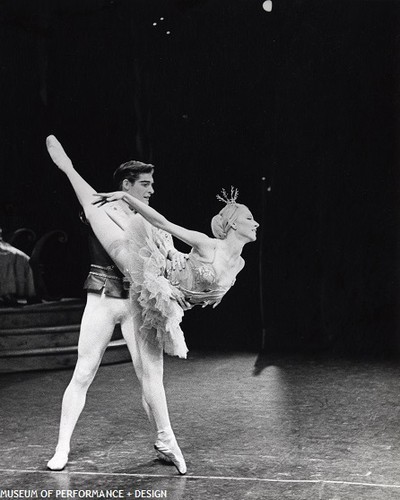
[211, 203, 247, 239]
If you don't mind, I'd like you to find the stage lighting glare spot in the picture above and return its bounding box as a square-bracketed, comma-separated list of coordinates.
[153, 22, 157, 26]
[262, 0, 272, 12]
[166, 31, 171, 35]
[160, 17, 164, 20]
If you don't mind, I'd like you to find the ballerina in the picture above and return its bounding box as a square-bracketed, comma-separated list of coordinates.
[92, 185, 259, 313]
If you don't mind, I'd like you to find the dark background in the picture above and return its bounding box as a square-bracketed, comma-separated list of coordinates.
[1, 0, 399, 356]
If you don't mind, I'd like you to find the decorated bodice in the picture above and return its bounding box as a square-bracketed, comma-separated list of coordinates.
[165, 252, 234, 308]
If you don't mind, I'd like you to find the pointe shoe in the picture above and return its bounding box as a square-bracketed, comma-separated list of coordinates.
[46, 450, 69, 471]
[46, 135, 73, 173]
[154, 441, 187, 475]
[155, 448, 173, 464]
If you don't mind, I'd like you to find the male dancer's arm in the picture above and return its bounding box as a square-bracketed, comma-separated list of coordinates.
[152, 228, 192, 310]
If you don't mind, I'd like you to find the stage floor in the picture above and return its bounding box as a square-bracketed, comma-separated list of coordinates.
[0, 351, 399, 499]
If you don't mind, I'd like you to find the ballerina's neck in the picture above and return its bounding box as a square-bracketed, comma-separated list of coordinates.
[217, 236, 244, 261]
[213, 241, 243, 280]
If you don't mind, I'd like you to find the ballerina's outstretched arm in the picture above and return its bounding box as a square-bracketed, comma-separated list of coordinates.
[93, 191, 215, 257]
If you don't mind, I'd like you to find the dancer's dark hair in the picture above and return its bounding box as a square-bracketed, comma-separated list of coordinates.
[113, 160, 154, 189]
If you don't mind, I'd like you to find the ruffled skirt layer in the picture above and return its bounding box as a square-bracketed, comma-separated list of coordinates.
[124, 216, 188, 359]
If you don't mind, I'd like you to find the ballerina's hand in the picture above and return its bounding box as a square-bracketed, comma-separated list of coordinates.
[92, 192, 126, 207]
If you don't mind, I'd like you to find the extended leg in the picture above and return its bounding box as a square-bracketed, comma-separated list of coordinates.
[47, 294, 118, 470]
[46, 135, 130, 273]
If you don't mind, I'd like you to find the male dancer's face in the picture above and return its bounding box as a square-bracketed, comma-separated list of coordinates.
[123, 173, 154, 205]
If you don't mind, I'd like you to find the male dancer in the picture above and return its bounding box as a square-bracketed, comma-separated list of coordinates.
[47, 149, 188, 474]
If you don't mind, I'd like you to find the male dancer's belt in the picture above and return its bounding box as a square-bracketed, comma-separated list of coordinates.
[84, 264, 130, 298]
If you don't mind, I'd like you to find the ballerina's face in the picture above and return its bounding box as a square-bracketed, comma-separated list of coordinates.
[233, 207, 259, 242]
[123, 173, 154, 205]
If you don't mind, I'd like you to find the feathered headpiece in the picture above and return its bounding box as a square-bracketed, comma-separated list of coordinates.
[216, 186, 239, 205]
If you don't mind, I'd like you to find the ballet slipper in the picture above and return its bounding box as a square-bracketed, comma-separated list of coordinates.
[46, 448, 69, 471]
[154, 440, 187, 475]
[46, 135, 73, 173]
